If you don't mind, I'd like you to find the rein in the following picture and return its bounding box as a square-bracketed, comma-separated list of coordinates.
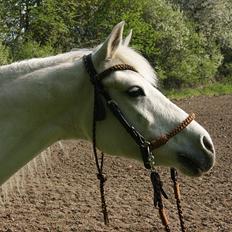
[83, 54, 195, 231]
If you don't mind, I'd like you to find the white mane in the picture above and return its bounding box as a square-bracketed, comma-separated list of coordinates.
[0, 49, 91, 81]
[116, 46, 158, 86]
[0, 46, 157, 86]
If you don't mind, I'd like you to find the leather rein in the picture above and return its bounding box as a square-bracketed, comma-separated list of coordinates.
[83, 54, 195, 231]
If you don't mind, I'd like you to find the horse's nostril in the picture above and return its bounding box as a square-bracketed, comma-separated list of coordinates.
[202, 136, 214, 154]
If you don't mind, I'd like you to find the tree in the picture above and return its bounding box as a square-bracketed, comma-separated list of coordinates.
[0, 0, 101, 58]
[169, 0, 232, 81]
[0, 0, 54, 60]
[143, 0, 222, 87]
[0, 0, 40, 46]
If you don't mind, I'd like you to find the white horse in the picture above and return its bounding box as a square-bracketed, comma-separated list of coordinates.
[0, 22, 215, 185]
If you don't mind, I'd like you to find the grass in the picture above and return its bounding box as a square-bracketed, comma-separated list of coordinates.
[164, 82, 232, 100]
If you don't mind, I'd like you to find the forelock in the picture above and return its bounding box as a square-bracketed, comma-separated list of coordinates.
[115, 46, 158, 87]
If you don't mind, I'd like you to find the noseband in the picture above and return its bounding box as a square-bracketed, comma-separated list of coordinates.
[83, 54, 195, 231]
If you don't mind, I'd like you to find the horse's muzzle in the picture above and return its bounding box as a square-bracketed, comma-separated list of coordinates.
[177, 135, 215, 177]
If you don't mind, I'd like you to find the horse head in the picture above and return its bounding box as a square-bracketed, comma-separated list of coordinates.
[82, 21, 215, 177]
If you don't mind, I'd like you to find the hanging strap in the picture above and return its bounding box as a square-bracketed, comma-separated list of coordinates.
[171, 168, 186, 232]
[150, 171, 170, 232]
[92, 84, 109, 225]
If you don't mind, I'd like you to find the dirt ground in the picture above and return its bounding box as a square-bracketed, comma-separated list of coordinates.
[0, 95, 231, 232]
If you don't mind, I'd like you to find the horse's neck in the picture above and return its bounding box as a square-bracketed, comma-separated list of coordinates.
[0, 59, 92, 184]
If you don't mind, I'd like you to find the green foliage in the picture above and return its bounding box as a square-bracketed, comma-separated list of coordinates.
[165, 82, 232, 100]
[169, 0, 232, 82]
[89, 0, 222, 88]
[13, 41, 54, 61]
[0, 41, 11, 65]
[28, 0, 77, 51]
[143, 0, 222, 88]
[87, 0, 157, 53]
[0, 0, 230, 89]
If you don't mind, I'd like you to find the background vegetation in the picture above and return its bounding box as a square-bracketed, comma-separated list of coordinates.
[0, 0, 231, 90]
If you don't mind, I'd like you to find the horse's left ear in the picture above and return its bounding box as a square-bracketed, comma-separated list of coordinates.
[123, 29, 132, 46]
[94, 21, 125, 61]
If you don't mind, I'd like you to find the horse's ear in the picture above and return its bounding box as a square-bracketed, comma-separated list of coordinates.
[95, 21, 125, 61]
[123, 29, 132, 46]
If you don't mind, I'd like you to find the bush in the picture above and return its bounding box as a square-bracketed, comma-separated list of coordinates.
[142, 0, 222, 88]
[169, 0, 232, 84]
[0, 41, 11, 65]
[13, 41, 55, 61]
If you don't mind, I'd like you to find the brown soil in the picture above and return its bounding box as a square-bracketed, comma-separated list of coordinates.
[0, 95, 231, 232]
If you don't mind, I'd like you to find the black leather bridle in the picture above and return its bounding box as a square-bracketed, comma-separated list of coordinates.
[83, 54, 154, 169]
[83, 53, 195, 231]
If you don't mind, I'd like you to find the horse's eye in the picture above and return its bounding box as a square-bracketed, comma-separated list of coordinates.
[126, 86, 145, 97]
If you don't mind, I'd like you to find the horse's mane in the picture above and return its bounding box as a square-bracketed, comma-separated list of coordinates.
[0, 46, 157, 86]
[0, 49, 91, 80]
[116, 46, 157, 86]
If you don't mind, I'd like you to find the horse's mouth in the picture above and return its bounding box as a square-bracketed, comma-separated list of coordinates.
[177, 154, 204, 177]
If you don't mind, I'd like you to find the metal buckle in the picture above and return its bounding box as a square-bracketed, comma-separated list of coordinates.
[140, 142, 155, 170]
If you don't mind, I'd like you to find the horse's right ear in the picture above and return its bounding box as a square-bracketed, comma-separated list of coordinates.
[94, 21, 125, 62]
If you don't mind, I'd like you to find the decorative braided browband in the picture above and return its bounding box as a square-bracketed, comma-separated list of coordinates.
[97, 64, 137, 81]
[150, 113, 195, 150]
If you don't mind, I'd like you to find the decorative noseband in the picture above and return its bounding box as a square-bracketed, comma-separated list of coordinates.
[150, 113, 195, 150]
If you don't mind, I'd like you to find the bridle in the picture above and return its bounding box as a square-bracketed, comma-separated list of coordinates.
[83, 54, 195, 231]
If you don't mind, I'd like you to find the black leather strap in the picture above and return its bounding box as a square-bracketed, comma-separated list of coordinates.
[83, 53, 98, 81]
